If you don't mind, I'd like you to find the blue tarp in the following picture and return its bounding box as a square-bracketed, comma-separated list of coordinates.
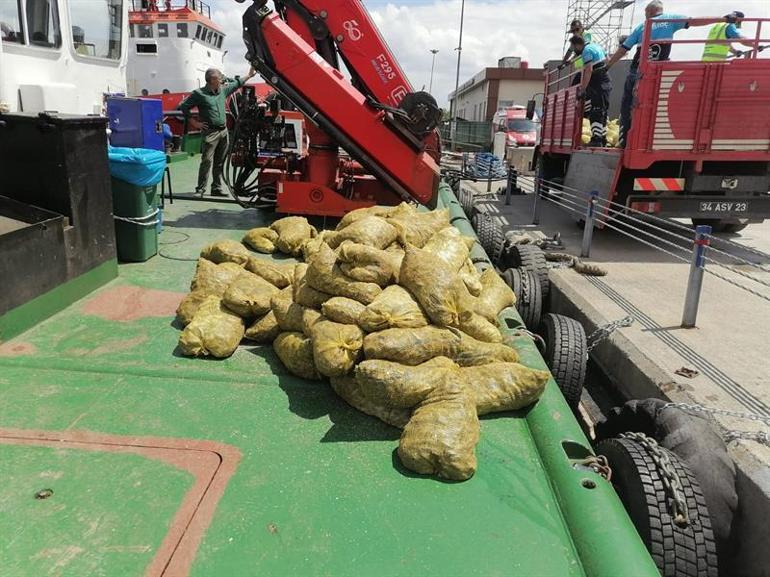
[108, 146, 167, 187]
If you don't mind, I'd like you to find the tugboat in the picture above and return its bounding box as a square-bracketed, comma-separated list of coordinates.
[0, 0, 128, 114]
[126, 0, 226, 95]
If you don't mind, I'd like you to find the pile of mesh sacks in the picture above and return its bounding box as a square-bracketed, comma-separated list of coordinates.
[176, 203, 550, 481]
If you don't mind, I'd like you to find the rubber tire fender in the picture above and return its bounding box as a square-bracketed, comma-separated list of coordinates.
[595, 399, 737, 567]
[473, 212, 505, 263]
[502, 268, 542, 330]
[538, 313, 587, 410]
[595, 437, 719, 577]
[501, 243, 550, 297]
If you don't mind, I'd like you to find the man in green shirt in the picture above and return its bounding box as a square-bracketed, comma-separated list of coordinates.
[178, 66, 256, 197]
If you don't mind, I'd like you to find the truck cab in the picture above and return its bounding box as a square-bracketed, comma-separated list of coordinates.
[495, 105, 539, 147]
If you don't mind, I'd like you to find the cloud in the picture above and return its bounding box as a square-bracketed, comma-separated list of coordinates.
[212, 0, 770, 108]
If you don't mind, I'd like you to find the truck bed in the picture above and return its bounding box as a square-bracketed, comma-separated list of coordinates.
[0, 171, 656, 576]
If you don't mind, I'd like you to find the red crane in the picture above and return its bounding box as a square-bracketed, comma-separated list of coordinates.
[230, 0, 443, 217]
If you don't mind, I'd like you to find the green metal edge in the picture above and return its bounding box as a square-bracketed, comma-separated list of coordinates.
[438, 182, 658, 577]
[0, 259, 118, 343]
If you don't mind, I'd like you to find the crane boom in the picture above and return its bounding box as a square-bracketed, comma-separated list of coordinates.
[237, 0, 441, 214]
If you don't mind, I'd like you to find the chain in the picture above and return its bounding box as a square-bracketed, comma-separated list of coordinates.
[723, 430, 770, 446]
[511, 327, 546, 351]
[574, 455, 613, 481]
[586, 316, 634, 352]
[619, 432, 690, 527]
[662, 402, 770, 446]
[662, 402, 770, 425]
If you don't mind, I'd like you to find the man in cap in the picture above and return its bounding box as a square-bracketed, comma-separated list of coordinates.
[702, 11, 756, 61]
[562, 19, 594, 85]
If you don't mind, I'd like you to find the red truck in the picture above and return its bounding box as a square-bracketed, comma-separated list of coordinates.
[494, 105, 539, 147]
[536, 17, 770, 233]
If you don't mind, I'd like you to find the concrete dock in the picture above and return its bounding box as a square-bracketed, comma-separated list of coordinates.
[464, 180, 770, 576]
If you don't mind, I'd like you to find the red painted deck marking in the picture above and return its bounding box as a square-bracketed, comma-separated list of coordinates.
[81, 286, 185, 322]
[0, 428, 241, 577]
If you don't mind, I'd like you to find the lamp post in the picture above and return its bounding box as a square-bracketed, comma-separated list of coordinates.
[450, 0, 466, 151]
[429, 49, 439, 94]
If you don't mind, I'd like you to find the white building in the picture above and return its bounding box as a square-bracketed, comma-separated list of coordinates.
[126, 0, 225, 95]
[449, 57, 545, 122]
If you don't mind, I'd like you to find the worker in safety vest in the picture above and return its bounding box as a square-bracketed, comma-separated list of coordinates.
[571, 35, 612, 147]
[702, 12, 755, 61]
[562, 20, 593, 85]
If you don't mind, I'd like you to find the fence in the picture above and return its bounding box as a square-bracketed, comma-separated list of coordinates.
[440, 121, 494, 152]
[512, 174, 770, 327]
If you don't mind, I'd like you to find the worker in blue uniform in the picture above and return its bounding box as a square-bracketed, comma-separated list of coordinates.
[570, 35, 611, 147]
[606, 0, 720, 147]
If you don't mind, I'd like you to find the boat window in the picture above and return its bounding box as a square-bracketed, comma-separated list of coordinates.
[129, 24, 134, 38]
[216, 35, 222, 49]
[137, 24, 152, 38]
[176, 22, 188, 38]
[157, 23, 168, 37]
[27, 0, 61, 48]
[206, 28, 212, 43]
[70, 0, 123, 59]
[195, 24, 201, 39]
[0, 0, 24, 43]
[136, 43, 157, 53]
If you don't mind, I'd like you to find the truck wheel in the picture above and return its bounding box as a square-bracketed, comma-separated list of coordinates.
[595, 437, 718, 577]
[502, 244, 550, 297]
[503, 268, 542, 330]
[538, 313, 586, 410]
[474, 212, 505, 263]
[719, 222, 748, 234]
[691, 218, 748, 234]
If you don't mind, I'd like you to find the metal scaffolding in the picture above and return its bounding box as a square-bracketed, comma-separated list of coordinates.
[565, 0, 635, 54]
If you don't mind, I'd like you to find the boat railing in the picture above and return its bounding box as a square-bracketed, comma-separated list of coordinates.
[130, 0, 211, 19]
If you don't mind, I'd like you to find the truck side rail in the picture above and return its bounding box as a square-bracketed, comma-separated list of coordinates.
[540, 17, 770, 166]
[626, 17, 770, 168]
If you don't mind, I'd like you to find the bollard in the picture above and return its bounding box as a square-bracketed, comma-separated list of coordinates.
[580, 190, 598, 258]
[504, 168, 518, 206]
[681, 225, 711, 328]
[532, 177, 542, 225]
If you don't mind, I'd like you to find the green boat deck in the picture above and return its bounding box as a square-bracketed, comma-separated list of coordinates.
[0, 157, 658, 576]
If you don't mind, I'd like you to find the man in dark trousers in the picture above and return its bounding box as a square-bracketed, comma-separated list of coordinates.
[569, 35, 611, 147]
[178, 66, 256, 197]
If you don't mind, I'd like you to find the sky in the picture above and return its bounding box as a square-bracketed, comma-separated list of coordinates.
[209, 0, 770, 108]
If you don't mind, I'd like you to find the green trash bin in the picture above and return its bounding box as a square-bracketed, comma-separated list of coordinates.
[111, 177, 160, 262]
